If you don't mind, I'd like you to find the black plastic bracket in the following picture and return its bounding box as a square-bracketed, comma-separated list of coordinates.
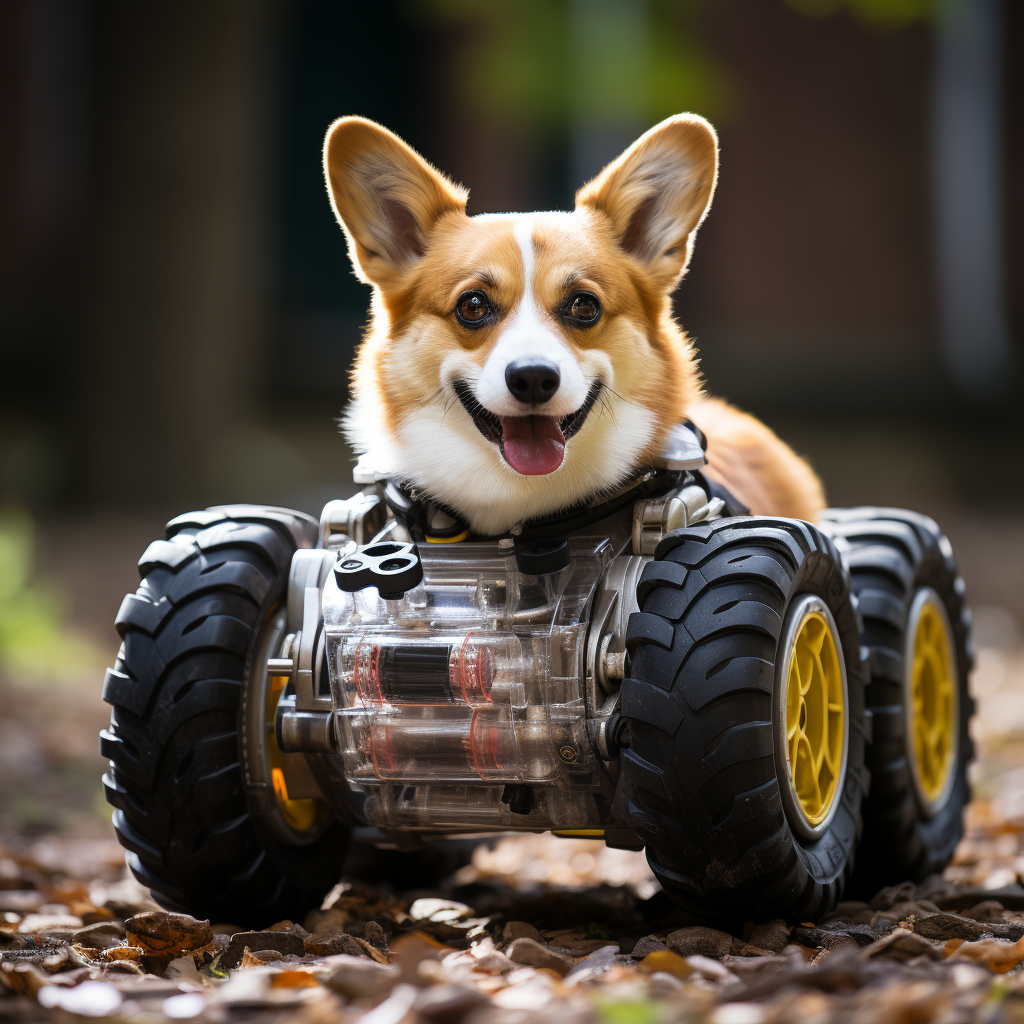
[334, 541, 423, 599]
[513, 536, 570, 575]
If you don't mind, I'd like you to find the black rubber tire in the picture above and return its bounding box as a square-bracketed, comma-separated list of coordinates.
[820, 507, 974, 895]
[101, 507, 350, 926]
[621, 517, 868, 923]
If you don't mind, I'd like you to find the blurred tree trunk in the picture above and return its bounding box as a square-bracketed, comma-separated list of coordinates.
[930, 0, 1013, 399]
[83, 0, 281, 507]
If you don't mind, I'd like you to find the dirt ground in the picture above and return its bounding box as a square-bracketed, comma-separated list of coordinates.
[1, 509, 1024, 1022]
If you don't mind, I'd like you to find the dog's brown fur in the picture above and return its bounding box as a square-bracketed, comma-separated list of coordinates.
[324, 115, 824, 532]
[693, 396, 825, 518]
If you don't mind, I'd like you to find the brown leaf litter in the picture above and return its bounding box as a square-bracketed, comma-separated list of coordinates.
[4, 831, 1024, 1024]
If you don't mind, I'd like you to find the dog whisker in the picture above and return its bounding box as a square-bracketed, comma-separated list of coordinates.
[601, 383, 639, 408]
[436, 402, 454, 449]
[598, 391, 623, 445]
[434, 388, 465, 450]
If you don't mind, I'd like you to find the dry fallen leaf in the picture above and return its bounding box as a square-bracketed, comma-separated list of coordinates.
[389, 929, 456, 985]
[240, 948, 281, 969]
[45, 879, 91, 906]
[103, 945, 144, 962]
[79, 906, 116, 925]
[271, 969, 320, 988]
[949, 933, 1024, 973]
[0, 960, 49, 997]
[352, 933, 390, 964]
[69, 943, 106, 968]
[125, 910, 214, 957]
[41, 947, 70, 973]
[639, 950, 695, 979]
[409, 898, 473, 923]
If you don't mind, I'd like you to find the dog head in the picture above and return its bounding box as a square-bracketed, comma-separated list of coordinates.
[324, 114, 718, 535]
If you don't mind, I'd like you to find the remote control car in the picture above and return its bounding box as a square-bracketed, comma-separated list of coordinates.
[100, 425, 973, 926]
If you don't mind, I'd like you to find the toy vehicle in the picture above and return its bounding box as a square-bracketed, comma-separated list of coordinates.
[100, 425, 973, 926]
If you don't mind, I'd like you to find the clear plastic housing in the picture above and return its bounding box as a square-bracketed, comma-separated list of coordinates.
[348, 631, 522, 708]
[319, 538, 613, 831]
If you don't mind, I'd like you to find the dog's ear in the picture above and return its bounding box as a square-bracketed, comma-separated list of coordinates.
[324, 117, 468, 288]
[576, 114, 718, 290]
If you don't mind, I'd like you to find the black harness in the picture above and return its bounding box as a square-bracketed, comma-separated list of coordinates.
[383, 420, 749, 545]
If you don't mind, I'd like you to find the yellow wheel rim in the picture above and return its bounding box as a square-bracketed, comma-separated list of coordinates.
[907, 589, 957, 809]
[780, 598, 846, 830]
[265, 672, 321, 833]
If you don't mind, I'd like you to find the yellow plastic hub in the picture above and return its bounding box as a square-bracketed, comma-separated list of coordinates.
[265, 674, 321, 833]
[908, 592, 957, 806]
[783, 609, 845, 827]
[425, 530, 470, 544]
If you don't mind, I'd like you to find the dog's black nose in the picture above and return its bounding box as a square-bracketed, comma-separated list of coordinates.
[505, 361, 560, 405]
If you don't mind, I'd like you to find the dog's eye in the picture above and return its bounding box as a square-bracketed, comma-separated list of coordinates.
[455, 291, 492, 327]
[566, 292, 602, 327]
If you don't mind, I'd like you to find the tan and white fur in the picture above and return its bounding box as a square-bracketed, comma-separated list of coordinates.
[324, 114, 824, 535]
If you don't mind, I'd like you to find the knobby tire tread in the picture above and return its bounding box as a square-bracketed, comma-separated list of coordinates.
[623, 516, 868, 922]
[102, 511, 346, 925]
[820, 507, 974, 893]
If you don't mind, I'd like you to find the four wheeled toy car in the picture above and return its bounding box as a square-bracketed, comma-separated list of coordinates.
[101, 424, 973, 926]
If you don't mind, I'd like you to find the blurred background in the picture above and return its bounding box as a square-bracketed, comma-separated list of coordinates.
[0, 0, 1022, 861]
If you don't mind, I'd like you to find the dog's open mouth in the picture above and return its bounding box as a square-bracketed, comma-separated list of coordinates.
[453, 381, 602, 476]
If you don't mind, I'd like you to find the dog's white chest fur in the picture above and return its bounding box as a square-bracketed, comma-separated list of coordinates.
[345, 381, 656, 536]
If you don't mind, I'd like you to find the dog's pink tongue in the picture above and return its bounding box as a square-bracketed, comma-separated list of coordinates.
[500, 416, 565, 475]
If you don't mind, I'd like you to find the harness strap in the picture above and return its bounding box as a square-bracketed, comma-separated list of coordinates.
[383, 418, 748, 542]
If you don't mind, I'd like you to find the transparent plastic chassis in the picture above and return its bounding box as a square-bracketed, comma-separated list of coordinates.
[265, 470, 719, 849]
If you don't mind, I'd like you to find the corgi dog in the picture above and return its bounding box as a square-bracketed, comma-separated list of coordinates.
[323, 114, 824, 536]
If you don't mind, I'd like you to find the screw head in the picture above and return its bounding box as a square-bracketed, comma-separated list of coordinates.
[558, 745, 578, 763]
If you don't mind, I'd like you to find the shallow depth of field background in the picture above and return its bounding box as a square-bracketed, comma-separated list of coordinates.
[0, 0, 1022, 857]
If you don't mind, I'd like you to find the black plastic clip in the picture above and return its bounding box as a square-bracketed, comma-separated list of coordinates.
[334, 541, 423, 600]
[513, 537, 570, 576]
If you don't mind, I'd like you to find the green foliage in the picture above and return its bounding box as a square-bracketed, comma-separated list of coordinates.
[410, 0, 734, 131]
[412, 0, 932, 140]
[784, 0, 935, 29]
[595, 998, 665, 1024]
[0, 507, 101, 684]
